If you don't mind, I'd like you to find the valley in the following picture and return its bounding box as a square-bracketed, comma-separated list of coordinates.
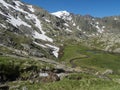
[0, 0, 120, 90]
[0, 44, 120, 90]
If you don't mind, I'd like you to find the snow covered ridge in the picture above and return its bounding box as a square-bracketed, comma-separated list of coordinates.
[51, 11, 72, 20]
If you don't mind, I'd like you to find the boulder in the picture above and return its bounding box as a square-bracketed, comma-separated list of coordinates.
[0, 85, 9, 90]
[41, 72, 60, 82]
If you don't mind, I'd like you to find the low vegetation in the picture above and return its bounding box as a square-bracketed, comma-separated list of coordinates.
[0, 44, 120, 90]
[60, 44, 120, 73]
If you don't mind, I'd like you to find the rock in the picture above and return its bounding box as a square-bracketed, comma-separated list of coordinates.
[52, 68, 65, 73]
[102, 69, 113, 75]
[29, 50, 45, 57]
[22, 86, 28, 90]
[0, 52, 3, 55]
[39, 72, 49, 77]
[0, 85, 9, 90]
[29, 80, 34, 84]
[57, 73, 69, 80]
[41, 72, 60, 82]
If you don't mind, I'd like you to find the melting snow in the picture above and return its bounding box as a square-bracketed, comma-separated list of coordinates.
[0, 23, 6, 28]
[27, 5, 35, 12]
[46, 44, 59, 58]
[83, 31, 86, 34]
[0, 0, 53, 42]
[51, 11, 70, 18]
[39, 73, 48, 77]
[96, 22, 99, 25]
[77, 26, 81, 31]
[0, 10, 7, 16]
[0, 0, 25, 12]
[44, 18, 51, 23]
[33, 41, 47, 48]
[66, 28, 72, 32]
[33, 31, 53, 42]
[95, 25, 104, 33]
[14, 1, 24, 6]
[7, 14, 31, 27]
[90, 21, 105, 34]
[114, 17, 119, 20]
[0, 0, 9, 9]
[73, 23, 76, 26]
[64, 23, 69, 27]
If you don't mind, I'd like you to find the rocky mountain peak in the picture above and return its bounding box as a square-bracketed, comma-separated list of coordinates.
[51, 11, 72, 20]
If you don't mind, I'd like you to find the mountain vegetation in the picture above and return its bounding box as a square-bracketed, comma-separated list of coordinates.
[0, 0, 120, 90]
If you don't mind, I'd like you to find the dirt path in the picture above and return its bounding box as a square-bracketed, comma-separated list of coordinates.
[70, 56, 89, 68]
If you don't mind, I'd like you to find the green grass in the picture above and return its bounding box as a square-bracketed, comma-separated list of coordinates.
[1, 44, 120, 90]
[0, 56, 54, 81]
[8, 73, 120, 90]
[60, 44, 120, 73]
[60, 44, 88, 62]
[0, 56, 53, 70]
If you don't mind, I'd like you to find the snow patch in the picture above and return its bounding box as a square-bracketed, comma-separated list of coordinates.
[14, 1, 24, 7]
[66, 28, 72, 32]
[95, 25, 104, 33]
[46, 44, 59, 58]
[51, 11, 70, 18]
[83, 31, 86, 34]
[33, 41, 47, 48]
[0, 0, 9, 9]
[77, 26, 81, 31]
[73, 23, 76, 26]
[27, 14, 45, 34]
[0, 0, 25, 12]
[96, 22, 99, 25]
[33, 31, 53, 42]
[0, 23, 6, 29]
[64, 23, 69, 27]
[7, 14, 31, 27]
[51, 11, 72, 20]
[90, 21, 105, 33]
[27, 5, 35, 12]
[39, 73, 48, 77]
[0, 10, 7, 16]
[114, 17, 119, 20]
[44, 18, 51, 23]
[0, 0, 53, 42]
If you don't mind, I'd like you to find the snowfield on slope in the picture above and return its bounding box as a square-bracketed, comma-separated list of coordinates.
[0, 0, 53, 42]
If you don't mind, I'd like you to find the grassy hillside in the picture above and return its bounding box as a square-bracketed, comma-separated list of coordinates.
[8, 73, 120, 90]
[1, 44, 120, 90]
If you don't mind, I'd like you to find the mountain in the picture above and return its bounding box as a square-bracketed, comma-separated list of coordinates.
[0, 0, 120, 60]
[0, 0, 120, 89]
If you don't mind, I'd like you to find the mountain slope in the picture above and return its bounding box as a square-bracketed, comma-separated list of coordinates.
[0, 0, 120, 60]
